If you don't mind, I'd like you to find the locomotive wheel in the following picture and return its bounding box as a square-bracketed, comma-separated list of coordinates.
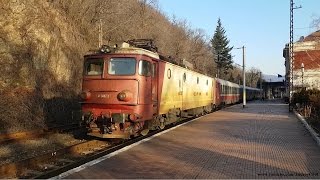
[159, 117, 165, 129]
[212, 104, 216, 112]
[140, 129, 149, 136]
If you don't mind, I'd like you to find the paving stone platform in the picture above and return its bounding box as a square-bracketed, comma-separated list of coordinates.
[64, 100, 320, 179]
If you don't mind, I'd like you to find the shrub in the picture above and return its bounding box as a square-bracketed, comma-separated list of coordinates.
[293, 89, 320, 126]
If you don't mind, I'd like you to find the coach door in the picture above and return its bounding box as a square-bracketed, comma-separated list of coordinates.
[151, 61, 158, 115]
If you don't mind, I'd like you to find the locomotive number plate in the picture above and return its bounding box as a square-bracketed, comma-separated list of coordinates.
[97, 94, 110, 98]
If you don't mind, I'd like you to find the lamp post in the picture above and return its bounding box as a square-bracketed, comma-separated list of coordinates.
[235, 46, 246, 108]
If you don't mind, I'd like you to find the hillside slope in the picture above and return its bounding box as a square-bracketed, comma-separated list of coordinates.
[0, 0, 215, 133]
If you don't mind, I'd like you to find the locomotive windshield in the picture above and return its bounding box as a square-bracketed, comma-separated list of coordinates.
[108, 58, 136, 75]
[85, 58, 104, 76]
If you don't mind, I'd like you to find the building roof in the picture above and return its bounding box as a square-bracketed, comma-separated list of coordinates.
[294, 50, 320, 70]
[303, 30, 320, 42]
[262, 75, 285, 83]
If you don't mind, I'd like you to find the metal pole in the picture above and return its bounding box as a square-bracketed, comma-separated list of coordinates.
[289, 0, 301, 111]
[289, 0, 294, 111]
[217, 54, 220, 78]
[242, 46, 246, 108]
[99, 19, 102, 48]
[260, 71, 262, 100]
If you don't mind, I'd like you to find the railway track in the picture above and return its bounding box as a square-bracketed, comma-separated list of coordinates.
[0, 115, 199, 179]
[0, 139, 109, 178]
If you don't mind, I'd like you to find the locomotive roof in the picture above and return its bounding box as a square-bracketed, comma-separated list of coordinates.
[85, 42, 160, 60]
[115, 43, 160, 59]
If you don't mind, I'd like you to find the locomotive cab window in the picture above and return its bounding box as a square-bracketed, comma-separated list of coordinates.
[85, 58, 104, 76]
[108, 58, 136, 75]
[139, 60, 152, 76]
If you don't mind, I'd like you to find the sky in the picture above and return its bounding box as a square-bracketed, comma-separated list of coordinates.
[157, 0, 320, 76]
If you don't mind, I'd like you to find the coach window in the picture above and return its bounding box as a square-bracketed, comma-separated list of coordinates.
[183, 73, 186, 82]
[139, 60, 152, 76]
[167, 69, 171, 79]
[197, 77, 199, 84]
[206, 79, 209, 85]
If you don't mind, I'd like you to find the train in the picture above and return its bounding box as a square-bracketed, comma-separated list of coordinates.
[80, 39, 261, 139]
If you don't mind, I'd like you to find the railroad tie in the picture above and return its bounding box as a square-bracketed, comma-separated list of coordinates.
[56, 158, 74, 164]
[39, 163, 59, 170]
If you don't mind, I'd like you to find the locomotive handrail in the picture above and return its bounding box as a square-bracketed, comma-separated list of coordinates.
[92, 90, 119, 92]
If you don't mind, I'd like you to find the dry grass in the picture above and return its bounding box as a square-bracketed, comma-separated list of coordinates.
[0, 87, 45, 134]
[0, 133, 83, 165]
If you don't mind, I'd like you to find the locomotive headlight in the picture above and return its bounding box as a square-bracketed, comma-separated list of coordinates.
[117, 90, 133, 102]
[80, 91, 91, 100]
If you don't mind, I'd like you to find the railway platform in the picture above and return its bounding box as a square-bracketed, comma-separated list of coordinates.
[61, 100, 320, 179]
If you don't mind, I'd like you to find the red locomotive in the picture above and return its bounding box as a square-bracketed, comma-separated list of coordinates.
[80, 39, 261, 139]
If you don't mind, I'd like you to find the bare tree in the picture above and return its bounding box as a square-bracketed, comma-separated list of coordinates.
[311, 15, 320, 30]
[246, 67, 261, 88]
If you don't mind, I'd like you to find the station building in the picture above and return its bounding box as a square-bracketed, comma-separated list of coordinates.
[262, 75, 285, 99]
[283, 30, 320, 96]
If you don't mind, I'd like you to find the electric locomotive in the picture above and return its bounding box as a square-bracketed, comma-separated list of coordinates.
[80, 39, 261, 139]
[80, 40, 160, 138]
